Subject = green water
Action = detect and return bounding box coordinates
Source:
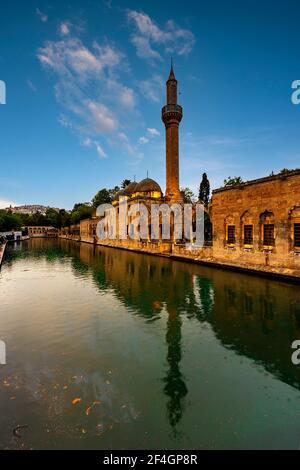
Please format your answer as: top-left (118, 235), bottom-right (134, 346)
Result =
top-left (0, 239), bottom-right (300, 450)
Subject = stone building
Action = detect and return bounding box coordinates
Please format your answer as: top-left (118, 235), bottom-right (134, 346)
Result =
top-left (60, 224), bottom-right (80, 241)
top-left (27, 226), bottom-right (58, 238)
top-left (210, 170), bottom-right (300, 274)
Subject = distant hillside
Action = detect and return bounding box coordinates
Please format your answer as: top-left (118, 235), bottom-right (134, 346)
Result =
top-left (6, 205), bottom-right (60, 215)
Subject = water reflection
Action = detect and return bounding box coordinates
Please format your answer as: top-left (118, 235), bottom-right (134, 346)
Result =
top-left (73, 241), bottom-right (300, 390)
top-left (2, 238), bottom-right (300, 448)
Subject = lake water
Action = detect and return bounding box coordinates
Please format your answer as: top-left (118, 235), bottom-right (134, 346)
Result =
top-left (0, 239), bottom-right (300, 449)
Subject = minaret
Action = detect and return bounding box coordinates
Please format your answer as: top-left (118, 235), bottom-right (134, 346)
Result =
top-left (162, 62), bottom-right (183, 202)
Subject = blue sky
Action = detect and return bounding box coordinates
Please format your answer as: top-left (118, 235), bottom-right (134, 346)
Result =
top-left (0, 0), bottom-right (300, 209)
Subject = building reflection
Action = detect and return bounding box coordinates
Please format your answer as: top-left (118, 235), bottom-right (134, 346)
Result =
top-left (12, 239), bottom-right (300, 431)
top-left (66, 240), bottom-right (300, 425)
top-left (163, 306), bottom-right (187, 429)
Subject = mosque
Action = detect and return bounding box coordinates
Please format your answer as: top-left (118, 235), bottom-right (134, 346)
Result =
top-left (60, 66), bottom-right (300, 281)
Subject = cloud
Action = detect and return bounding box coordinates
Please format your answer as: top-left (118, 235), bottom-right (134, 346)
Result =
top-left (38, 35), bottom-right (137, 159)
top-left (139, 74), bottom-right (164, 102)
top-left (27, 79), bottom-right (37, 92)
top-left (86, 100), bottom-right (118, 132)
top-left (138, 127), bottom-right (161, 146)
top-left (0, 199), bottom-right (18, 209)
top-left (38, 38), bottom-right (121, 78)
top-left (36, 8), bottom-right (48, 23)
top-left (83, 137), bottom-right (107, 159)
top-left (128, 10), bottom-right (195, 61)
top-left (58, 115), bottom-right (73, 129)
top-left (130, 36), bottom-right (161, 60)
top-left (105, 78), bottom-right (136, 109)
top-left (139, 136), bottom-right (149, 145)
top-left (118, 132), bottom-right (136, 155)
top-left (60, 22), bottom-right (71, 36)
top-left (147, 127), bottom-right (160, 137)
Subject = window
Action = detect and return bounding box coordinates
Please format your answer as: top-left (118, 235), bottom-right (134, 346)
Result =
top-left (244, 225), bottom-right (253, 245)
top-left (294, 223), bottom-right (300, 248)
top-left (227, 225), bottom-right (236, 244)
top-left (263, 224), bottom-right (275, 246)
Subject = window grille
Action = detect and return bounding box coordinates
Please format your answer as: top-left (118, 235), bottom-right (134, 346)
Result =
top-left (227, 225), bottom-right (235, 244)
top-left (263, 224), bottom-right (275, 246)
top-left (294, 223), bottom-right (300, 248)
top-left (244, 225), bottom-right (253, 245)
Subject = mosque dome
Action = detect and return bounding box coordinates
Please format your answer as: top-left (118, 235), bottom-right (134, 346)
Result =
top-left (134, 178), bottom-right (162, 194)
top-left (123, 181), bottom-right (138, 197)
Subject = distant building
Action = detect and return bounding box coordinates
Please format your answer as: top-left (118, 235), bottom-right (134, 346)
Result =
top-left (0, 231), bottom-right (22, 241)
top-left (59, 225), bottom-right (80, 241)
top-left (6, 205), bottom-right (59, 215)
top-left (27, 226), bottom-right (58, 238)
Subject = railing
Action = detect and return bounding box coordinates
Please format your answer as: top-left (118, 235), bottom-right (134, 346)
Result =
top-left (162, 104), bottom-right (182, 115)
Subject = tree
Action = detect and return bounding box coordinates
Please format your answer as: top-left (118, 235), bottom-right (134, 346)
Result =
top-left (199, 173), bottom-right (210, 205)
top-left (45, 208), bottom-right (60, 227)
top-left (92, 189), bottom-right (112, 208)
top-left (121, 179), bottom-right (131, 189)
top-left (70, 203), bottom-right (93, 224)
top-left (224, 176), bottom-right (244, 187)
top-left (279, 168), bottom-right (295, 175)
top-left (0, 210), bottom-right (22, 231)
top-left (181, 187), bottom-right (196, 203)
top-left (57, 209), bottom-right (71, 228)
top-left (108, 186), bottom-right (120, 201)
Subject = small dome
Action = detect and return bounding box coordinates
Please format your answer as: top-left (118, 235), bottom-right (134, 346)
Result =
top-left (113, 188), bottom-right (125, 201)
top-left (123, 181), bottom-right (138, 196)
top-left (135, 178), bottom-right (162, 194)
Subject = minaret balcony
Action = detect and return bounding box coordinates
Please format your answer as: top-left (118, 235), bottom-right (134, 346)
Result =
top-left (161, 104), bottom-right (183, 123)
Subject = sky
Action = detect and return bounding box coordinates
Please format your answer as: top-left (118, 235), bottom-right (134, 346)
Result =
top-left (0, 0), bottom-right (300, 209)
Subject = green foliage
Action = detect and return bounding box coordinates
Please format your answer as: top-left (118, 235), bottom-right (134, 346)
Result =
top-left (70, 203), bottom-right (93, 224)
top-left (199, 172), bottom-right (210, 205)
top-left (181, 187), bottom-right (196, 203)
top-left (92, 189), bottom-right (112, 208)
top-left (279, 168), bottom-right (295, 175)
top-left (92, 186), bottom-right (120, 208)
top-left (108, 186), bottom-right (120, 201)
top-left (57, 209), bottom-right (71, 228)
top-left (0, 210), bottom-right (23, 231)
top-left (224, 176), bottom-right (244, 187)
top-left (121, 179), bottom-right (131, 189)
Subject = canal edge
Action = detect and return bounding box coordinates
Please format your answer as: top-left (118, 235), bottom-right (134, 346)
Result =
top-left (0, 241), bottom-right (7, 268)
top-left (72, 238), bottom-right (300, 285)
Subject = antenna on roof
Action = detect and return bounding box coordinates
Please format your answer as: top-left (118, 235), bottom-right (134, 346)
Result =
top-left (147, 170), bottom-right (149, 178)
top-left (134, 174), bottom-right (136, 182)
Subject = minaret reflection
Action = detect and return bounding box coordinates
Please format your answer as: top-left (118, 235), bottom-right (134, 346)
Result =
top-left (76, 242), bottom-right (206, 429)
top-left (163, 304), bottom-right (187, 430)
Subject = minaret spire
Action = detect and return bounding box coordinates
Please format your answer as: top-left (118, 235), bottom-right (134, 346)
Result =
top-left (162, 62), bottom-right (183, 202)
top-left (168, 57), bottom-right (175, 80)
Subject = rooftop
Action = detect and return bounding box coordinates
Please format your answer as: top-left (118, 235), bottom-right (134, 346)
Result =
top-left (213, 169), bottom-right (300, 194)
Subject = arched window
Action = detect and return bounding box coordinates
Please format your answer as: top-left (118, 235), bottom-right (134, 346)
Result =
top-left (288, 206), bottom-right (300, 251)
top-left (260, 211), bottom-right (275, 248)
top-left (225, 215), bottom-right (236, 246)
top-left (241, 211), bottom-right (254, 247)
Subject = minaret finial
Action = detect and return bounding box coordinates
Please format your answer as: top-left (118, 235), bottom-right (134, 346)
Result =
top-left (168, 57), bottom-right (176, 81)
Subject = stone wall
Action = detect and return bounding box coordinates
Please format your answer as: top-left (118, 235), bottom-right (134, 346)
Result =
top-left (210, 170), bottom-right (300, 276)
